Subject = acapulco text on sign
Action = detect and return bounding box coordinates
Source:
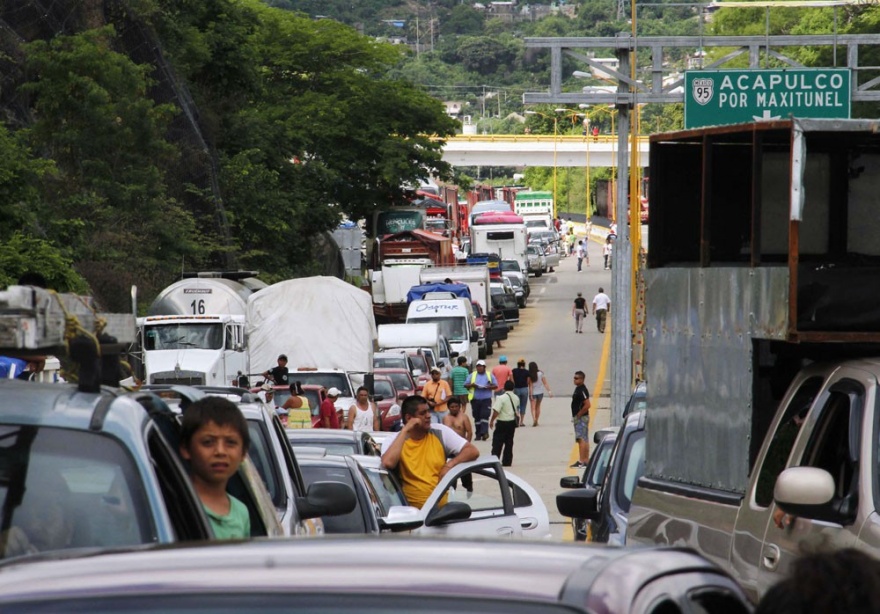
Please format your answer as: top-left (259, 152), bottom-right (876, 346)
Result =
top-left (684, 68), bottom-right (851, 129)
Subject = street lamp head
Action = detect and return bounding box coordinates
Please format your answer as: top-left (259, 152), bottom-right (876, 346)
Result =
top-left (578, 104), bottom-right (590, 109)
top-left (554, 108), bottom-right (567, 113)
top-left (572, 71), bottom-right (591, 79)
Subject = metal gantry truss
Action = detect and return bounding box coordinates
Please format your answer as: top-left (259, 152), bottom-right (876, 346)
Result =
top-left (522, 34), bottom-right (880, 425)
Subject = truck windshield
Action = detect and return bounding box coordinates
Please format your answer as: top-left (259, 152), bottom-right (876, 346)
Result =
top-left (290, 373), bottom-right (351, 397)
top-left (409, 316), bottom-right (467, 342)
top-left (144, 323), bottom-right (224, 351)
top-left (0, 425), bottom-right (152, 559)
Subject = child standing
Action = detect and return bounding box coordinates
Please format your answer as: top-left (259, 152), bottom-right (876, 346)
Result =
top-left (179, 397), bottom-right (251, 539)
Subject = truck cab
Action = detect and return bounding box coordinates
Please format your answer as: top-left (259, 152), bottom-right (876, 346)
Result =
top-left (405, 297), bottom-right (479, 366)
top-left (139, 314), bottom-right (247, 386)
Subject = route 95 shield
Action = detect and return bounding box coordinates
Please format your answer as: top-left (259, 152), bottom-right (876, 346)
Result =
top-left (692, 78), bottom-right (714, 105)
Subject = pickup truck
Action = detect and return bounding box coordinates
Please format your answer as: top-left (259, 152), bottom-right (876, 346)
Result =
top-left (625, 119), bottom-right (880, 603)
top-left (628, 360), bottom-right (880, 601)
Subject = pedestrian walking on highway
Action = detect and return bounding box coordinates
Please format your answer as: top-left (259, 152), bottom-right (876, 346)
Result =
top-left (490, 381), bottom-right (519, 466)
top-left (450, 355), bottom-right (470, 411)
top-left (511, 358), bottom-right (530, 427)
top-left (491, 356), bottom-right (512, 397)
top-left (575, 241), bottom-right (585, 272)
top-left (570, 371), bottom-right (592, 468)
top-left (423, 367), bottom-right (453, 424)
top-left (603, 236), bottom-right (613, 269)
top-left (465, 360), bottom-right (496, 441)
top-left (346, 386), bottom-right (379, 432)
top-left (592, 287), bottom-right (611, 334)
top-left (527, 361), bottom-right (552, 427)
top-left (572, 292), bottom-right (587, 334)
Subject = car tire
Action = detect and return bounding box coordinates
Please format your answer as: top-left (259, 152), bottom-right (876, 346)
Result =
top-left (535, 270), bottom-right (543, 278)
top-left (478, 345), bottom-right (487, 360)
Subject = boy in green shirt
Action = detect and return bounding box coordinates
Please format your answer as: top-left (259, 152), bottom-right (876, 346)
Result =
top-left (180, 396), bottom-right (251, 540)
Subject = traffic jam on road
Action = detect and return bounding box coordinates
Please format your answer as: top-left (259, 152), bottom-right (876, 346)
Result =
top-left (9, 118), bottom-right (880, 611)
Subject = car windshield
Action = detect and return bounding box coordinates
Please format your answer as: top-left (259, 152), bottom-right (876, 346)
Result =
top-left (289, 373), bottom-right (350, 397)
top-left (290, 440), bottom-right (358, 456)
top-left (299, 465), bottom-right (365, 533)
top-left (409, 354), bottom-right (428, 373)
top-left (0, 425), bottom-right (152, 559)
top-left (408, 316), bottom-right (467, 342)
top-left (382, 372), bottom-right (414, 392)
top-left (501, 261), bottom-right (520, 272)
top-left (374, 356), bottom-right (407, 370)
top-left (374, 380), bottom-right (395, 399)
top-left (360, 464), bottom-right (408, 513)
top-left (144, 323), bottom-right (223, 351)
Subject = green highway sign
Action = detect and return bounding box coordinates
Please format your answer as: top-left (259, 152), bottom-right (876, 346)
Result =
top-left (684, 69), bottom-right (851, 129)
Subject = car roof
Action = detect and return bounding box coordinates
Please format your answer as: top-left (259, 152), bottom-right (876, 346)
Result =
top-left (0, 538), bottom-right (737, 610)
top-left (286, 428), bottom-right (365, 441)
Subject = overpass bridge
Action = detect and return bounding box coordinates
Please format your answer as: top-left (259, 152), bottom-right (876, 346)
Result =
top-left (440, 134), bottom-right (649, 167)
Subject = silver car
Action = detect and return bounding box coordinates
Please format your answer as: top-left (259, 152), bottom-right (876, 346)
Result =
top-left (0, 537), bottom-right (753, 612)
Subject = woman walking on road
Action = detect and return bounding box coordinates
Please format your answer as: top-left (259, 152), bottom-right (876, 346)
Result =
top-left (528, 361), bottom-right (552, 427)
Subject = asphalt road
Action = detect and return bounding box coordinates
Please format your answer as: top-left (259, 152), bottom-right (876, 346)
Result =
top-left (470, 232), bottom-right (613, 541)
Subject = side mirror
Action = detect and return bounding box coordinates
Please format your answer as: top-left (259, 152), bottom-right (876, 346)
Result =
top-left (372, 394), bottom-right (385, 402)
top-left (297, 481), bottom-right (357, 519)
top-left (379, 506), bottom-right (424, 532)
top-left (424, 501), bottom-right (472, 527)
top-left (774, 467), bottom-right (851, 524)
top-left (470, 331), bottom-right (479, 342)
top-left (556, 487), bottom-right (601, 521)
top-left (559, 475), bottom-right (583, 489)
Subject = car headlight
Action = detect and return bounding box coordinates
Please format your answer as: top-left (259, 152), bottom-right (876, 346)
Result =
top-left (387, 405), bottom-right (401, 417)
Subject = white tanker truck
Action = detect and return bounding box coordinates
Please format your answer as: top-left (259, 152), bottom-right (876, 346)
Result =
top-left (137, 272), bottom-right (266, 386)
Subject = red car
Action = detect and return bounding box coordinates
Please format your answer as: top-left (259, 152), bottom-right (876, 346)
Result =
top-left (373, 374), bottom-right (402, 431)
top-left (374, 367), bottom-right (418, 397)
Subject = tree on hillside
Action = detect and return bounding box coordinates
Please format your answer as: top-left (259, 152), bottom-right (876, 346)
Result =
top-left (21, 27), bottom-right (202, 309)
top-left (151, 0), bottom-right (458, 277)
top-left (444, 4), bottom-right (484, 35)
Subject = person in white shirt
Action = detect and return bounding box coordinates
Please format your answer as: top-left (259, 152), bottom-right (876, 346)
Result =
top-left (592, 287), bottom-right (611, 334)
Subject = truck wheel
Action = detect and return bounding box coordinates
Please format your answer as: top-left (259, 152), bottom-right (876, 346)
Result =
top-left (487, 343), bottom-right (494, 356)
top-left (478, 346), bottom-right (487, 360)
top-left (535, 270), bottom-right (543, 278)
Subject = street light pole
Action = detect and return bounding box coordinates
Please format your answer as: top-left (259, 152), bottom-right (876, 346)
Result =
top-left (524, 110), bottom-right (560, 219)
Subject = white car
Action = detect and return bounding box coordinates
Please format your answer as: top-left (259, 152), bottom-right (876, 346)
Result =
top-left (355, 456), bottom-right (551, 539)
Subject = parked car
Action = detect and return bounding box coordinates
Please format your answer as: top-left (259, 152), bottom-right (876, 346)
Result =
top-left (372, 375), bottom-right (401, 431)
top-left (373, 351), bottom-right (421, 381)
top-left (501, 259), bottom-right (530, 303)
top-left (298, 454), bottom-right (421, 534)
top-left (622, 380), bottom-right (647, 418)
top-left (374, 367), bottom-right (419, 397)
top-left (365, 454), bottom-right (551, 539)
top-left (287, 428), bottom-right (381, 457)
top-left (526, 243), bottom-right (547, 277)
top-left (490, 281), bottom-right (520, 327)
top-left (0, 538), bottom-right (753, 613)
top-left (559, 428), bottom-right (619, 541)
top-left (529, 235), bottom-right (560, 271)
top-left (557, 410), bottom-right (646, 545)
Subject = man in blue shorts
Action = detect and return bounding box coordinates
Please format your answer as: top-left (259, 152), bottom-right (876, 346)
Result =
top-left (569, 370), bottom-right (591, 468)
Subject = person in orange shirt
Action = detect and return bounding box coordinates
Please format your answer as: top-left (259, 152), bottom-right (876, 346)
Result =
top-left (422, 367), bottom-right (453, 424)
top-left (491, 356), bottom-right (513, 397)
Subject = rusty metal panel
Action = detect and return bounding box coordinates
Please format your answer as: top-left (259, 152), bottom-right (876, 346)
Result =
top-left (644, 267), bottom-right (789, 493)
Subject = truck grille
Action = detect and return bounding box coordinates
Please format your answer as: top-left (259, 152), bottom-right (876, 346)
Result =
top-left (150, 371), bottom-right (205, 386)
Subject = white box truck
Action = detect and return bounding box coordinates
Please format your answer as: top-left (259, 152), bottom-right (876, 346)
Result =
top-left (247, 276), bottom-right (376, 419)
top-left (405, 297), bottom-right (478, 366)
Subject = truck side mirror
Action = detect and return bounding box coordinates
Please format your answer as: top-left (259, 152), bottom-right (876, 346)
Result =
top-left (470, 331), bottom-right (479, 342)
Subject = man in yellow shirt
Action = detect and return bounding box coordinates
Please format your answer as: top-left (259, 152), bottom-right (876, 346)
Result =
top-left (380, 395), bottom-right (480, 509)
